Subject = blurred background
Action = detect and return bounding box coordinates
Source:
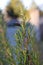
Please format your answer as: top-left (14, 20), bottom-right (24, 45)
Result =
top-left (0, 0), bottom-right (43, 65)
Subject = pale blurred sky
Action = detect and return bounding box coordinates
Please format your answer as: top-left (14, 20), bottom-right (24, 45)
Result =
top-left (0, 0), bottom-right (43, 10)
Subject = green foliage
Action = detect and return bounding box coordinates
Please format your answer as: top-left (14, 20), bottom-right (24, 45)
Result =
top-left (0, 12), bottom-right (16, 65)
top-left (6, 0), bottom-right (30, 22)
top-left (0, 3), bottom-right (40, 65)
top-left (14, 18), bottom-right (40, 65)
top-left (7, 0), bottom-right (24, 17)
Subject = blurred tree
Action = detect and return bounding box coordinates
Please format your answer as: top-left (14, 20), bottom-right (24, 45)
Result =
top-left (6, 0), bottom-right (30, 22)
top-left (0, 4), bottom-right (40, 65)
top-left (0, 11), bottom-right (16, 65)
top-left (14, 18), bottom-right (40, 65)
top-left (8, 0), bottom-right (24, 17)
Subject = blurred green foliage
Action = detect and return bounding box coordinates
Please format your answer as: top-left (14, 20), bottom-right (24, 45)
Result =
top-left (14, 17), bottom-right (40, 65)
top-left (0, 0), bottom-right (41, 64)
top-left (0, 11), bottom-right (16, 65)
top-left (6, 0), bottom-right (30, 22)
